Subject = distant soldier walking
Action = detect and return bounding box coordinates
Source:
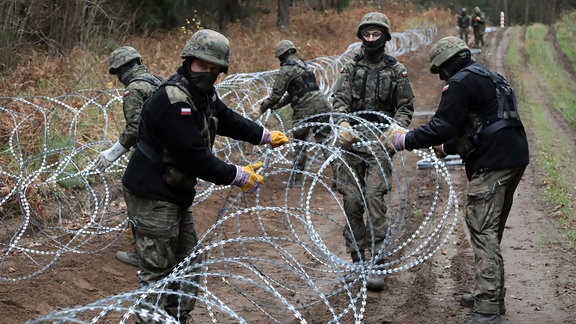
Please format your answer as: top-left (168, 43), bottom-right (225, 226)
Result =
top-left (260, 40), bottom-right (333, 187)
top-left (471, 6), bottom-right (486, 47)
top-left (457, 8), bottom-right (471, 45)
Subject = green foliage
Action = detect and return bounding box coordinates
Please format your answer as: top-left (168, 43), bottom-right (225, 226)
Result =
top-left (555, 11), bottom-right (576, 72)
top-left (506, 24), bottom-right (576, 251)
top-left (525, 24), bottom-right (576, 129)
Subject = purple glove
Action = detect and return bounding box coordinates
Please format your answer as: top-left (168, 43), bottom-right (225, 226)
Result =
top-left (391, 132), bottom-right (406, 151)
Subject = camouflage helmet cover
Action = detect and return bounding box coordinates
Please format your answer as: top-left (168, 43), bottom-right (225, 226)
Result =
top-left (180, 29), bottom-right (230, 73)
top-left (109, 46), bottom-right (142, 75)
top-left (274, 40), bottom-right (296, 58)
top-left (429, 36), bottom-right (470, 73)
top-left (474, 6), bottom-right (481, 14)
top-left (461, 8), bottom-right (467, 13)
top-left (357, 12), bottom-right (392, 41)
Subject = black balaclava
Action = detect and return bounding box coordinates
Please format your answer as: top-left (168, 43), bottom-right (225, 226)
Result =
top-left (117, 59), bottom-right (140, 86)
top-left (361, 26), bottom-right (387, 58)
top-left (439, 51), bottom-right (472, 81)
top-left (184, 58), bottom-right (220, 93)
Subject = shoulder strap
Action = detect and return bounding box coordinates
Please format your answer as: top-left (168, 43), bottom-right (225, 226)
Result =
top-left (129, 74), bottom-right (163, 87)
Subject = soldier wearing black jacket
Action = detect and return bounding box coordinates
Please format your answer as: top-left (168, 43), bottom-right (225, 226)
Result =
top-left (384, 36), bottom-right (528, 324)
top-left (122, 29), bottom-right (288, 323)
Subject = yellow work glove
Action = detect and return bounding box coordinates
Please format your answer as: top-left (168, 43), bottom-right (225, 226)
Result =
top-left (337, 121), bottom-right (359, 147)
top-left (231, 161), bottom-right (264, 194)
top-left (269, 131), bottom-right (289, 148)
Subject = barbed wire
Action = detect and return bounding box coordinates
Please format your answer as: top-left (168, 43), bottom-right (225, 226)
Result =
top-left (0, 25), bottom-right (461, 323)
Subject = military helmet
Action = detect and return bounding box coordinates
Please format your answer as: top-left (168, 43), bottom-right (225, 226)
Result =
top-left (461, 8), bottom-right (467, 13)
top-left (474, 6), bottom-right (481, 14)
top-left (429, 36), bottom-right (470, 74)
top-left (274, 40), bottom-right (296, 58)
top-left (108, 46), bottom-right (142, 75)
top-left (357, 12), bottom-right (392, 41)
top-left (180, 29), bottom-right (230, 73)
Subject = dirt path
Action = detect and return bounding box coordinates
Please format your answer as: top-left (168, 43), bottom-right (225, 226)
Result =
top-left (1, 26), bottom-right (575, 324)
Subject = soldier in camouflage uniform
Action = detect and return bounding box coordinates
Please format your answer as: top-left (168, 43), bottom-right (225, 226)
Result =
top-left (471, 6), bottom-right (486, 48)
top-left (97, 46), bottom-right (163, 267)
top-left (121, 29), bottom-right (289, 323)
top-left (260, 40), bottom-right (333, 187)
top-left (457, 8), bottom-right (471, 45)
top-left (385, 36), bottom-right (529, 324)
top-left (332, 12), bottom-right (414, 291)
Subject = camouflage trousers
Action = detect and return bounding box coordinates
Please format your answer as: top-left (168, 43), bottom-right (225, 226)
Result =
top-left (336, 150), bottom-right (392, 258)
top-left (465, 166), bottom-right (526, 315)
top-left (458, 26), bottom-right (470, 44)
top-left (473, 28), bottom-right (485, 47)
top-left (291, 114), bottom-right (333, 174)
top-left (123, 187), bottom-right (200, 323)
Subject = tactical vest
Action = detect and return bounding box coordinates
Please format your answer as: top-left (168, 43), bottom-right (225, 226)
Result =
top-left (282, 59), bottom-right (319, 101)
top-left (451, 63), bottom-right (523, 159)
top-left (137, 74), bottom-right (215, 191)
top-left (349, 53), bottom-right (398, 123)
top-left (458, 15), bottom-right (470, 28)
top-left (128, 74), bottom-right (163, 88)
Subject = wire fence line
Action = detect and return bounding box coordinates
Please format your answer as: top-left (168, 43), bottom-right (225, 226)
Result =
top-left (0, 25), bottom-right (460, 323)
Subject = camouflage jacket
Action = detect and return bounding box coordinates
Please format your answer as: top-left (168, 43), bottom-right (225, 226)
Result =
top-left (458, 14), bottom-right (471, 28)
top-left (472, 13), bottom-right (486, 32)
top-left (261, 54), bottom-right (330, 120)
top-left (332, 51), bottom-right (414, 128)
top-left (118, 65), bottom-right (162, 149)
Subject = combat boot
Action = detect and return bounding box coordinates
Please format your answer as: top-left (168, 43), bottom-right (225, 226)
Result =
top-left (459, 294), bottom-right (506, 315)
top-left (116, 251), bottom-right (141, 267)
top-left (366, 272), bottom-right (386, 291)
top-left (343, 250), bottom-right (365, 283)
top-left (464, 313), bottom-right (501, 324)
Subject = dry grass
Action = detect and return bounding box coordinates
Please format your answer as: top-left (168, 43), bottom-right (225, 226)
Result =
top-left (0, 3), bottom-right (451, 97)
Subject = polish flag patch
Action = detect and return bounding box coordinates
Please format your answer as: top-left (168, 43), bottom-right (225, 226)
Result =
top-left (123, 90), bottom-right (130, 97)
top-left (180, 107), bottom-right (192, 115)
top-left (442, 84), bottom-right (450, 92)
top-left (402, 71), bottom-right (408, 77)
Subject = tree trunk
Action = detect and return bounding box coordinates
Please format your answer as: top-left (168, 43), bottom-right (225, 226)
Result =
top-left (277, 0), bottom-right (289, 30)
top-left (524, 0), bottom-right (530, 25)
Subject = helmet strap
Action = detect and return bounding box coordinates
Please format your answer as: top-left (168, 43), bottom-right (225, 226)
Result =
top-left (278, 48), bottom-right (295, 62)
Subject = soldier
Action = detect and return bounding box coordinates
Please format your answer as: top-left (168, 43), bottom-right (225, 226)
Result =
top-left (260, 40), bottom-right (333, 187)
top-left (471, 6), bottom-right (486, 47)
top-left (332, 12), bottom-right (414, 291)
top-left (121, 29), bottom-right (288, 323)
top-left (457, 8), bottom-right (471, 45)
top-left (97, 46), bottom-right (163, 267)
top-left (385, 36), bottom-right (529, 324)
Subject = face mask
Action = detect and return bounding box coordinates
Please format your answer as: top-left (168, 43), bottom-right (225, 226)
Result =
top-left (439, 67), bottom-right (451, 81)
top-left (189, 71), bottom-right (219, 92)
top-left (362, 37), bottom-right (386, 56)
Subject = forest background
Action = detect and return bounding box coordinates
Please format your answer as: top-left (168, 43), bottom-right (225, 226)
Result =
top-left (1, 0), bottom-right (576, 74)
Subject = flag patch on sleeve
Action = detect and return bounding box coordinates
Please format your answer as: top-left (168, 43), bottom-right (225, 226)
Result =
top-left (442, 84), bottom-right (450, 92)
top-left (123, 90), bottom-right (130, 97)
top-left (402, 71), bottom-right (408, 77)
top-left (180, 108), bottom-right (192, 115)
